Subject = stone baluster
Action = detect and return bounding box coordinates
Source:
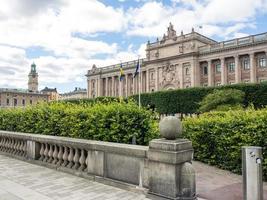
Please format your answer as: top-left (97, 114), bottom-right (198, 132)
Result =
top-left (22, 141), bottom-right (27, 157)
top-left (6, 138), bottom-right (10, 152)
top-left (18, 140), bottom-right (23, 156)
top-left (9, 139), bottom-right (14, 153)
top-left (57, 146), bottom-right (63, 166)
top-left (1, 138), bottom-right (5, 151)
top-left (7, 138), bottom-right (11, 153)
top-left (52, 145), bottom-right (58, 165)
top-left (0, 138), bottom-right (3, 151)
top-left (43, 143), bottom-right (49, 162)
top-left (3, 138), bottom-right (7, 152)
top-left (62, 146), bottom-right (69, 167)
top-left (39, 143), bottom-right (45, 161)
top-left (48, 144), bottom-right (54, 163)
top-left (78, 149), bottom-right (86, 171)
top-left (72, 148), bottom-right (80, 170)
top-left (67, 147), bottom-right (74, 168)
top-left (14, 140), bottom-right (20, 155)
top-left (12, 139), bottom-right (17, 154)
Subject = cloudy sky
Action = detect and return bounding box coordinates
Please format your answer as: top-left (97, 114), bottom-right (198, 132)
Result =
top-left (0, 0), bottom-right (267, 93)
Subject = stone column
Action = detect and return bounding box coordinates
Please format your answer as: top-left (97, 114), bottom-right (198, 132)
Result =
top-left (146, 69), bottom-right (149, 92)
top-left (97, 78), bottom-right (100, 97)
top-left (190, 62), bottom-right (195, 87)
top-left (180, 65), bottom-right (184, 89)
top-left (111, 76), bottom-right (115, 96)
top-left (125, 74), bottom-right (128, 97)
top-left (250, 53), bottom-right (256, 83)
top-left (220, 58), bottom-right (226, 85)
top-left (148, 117), bottom-right (196, 200)
top-left (207, 60), bottom-right (213, 86)
top-left (155, 67), bottom-right (158, 91)
top-left (105, 78), bottom-right (108, 96)
top-left (235, 55), bottom-right (241, 83)
top-left (87, 79), bottom-right (91, 98)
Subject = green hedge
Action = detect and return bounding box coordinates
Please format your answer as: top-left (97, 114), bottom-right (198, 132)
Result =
top-left (183, 108), bottom-right (267, 180)
top-left (60, 96), bottom-right (121, 105)
top-left (0, 101), bottom-right (159, 145)
top-left (131, 82), bottom-right (267, 114)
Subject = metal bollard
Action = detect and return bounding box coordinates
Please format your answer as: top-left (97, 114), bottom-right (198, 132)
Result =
top-left (242, 146), bottom-right (263, 200)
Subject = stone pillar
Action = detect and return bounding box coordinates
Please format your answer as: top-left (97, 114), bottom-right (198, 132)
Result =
top-left (155, 67), bottom-right (158, 91)
top-left (148, 117), bottom-right (196, 200)
top-left (97, 77), bottom-right (101, 97)
top-left (27, 140), bottom-right (40, 160)
top-left (221, 58), bottom-right (226, 85)
top-left (180, 65), bottom-right (184, 89)
top-left (125, 74), bottom-right (128, 97)
top-left (105, 78), bottom-right (108, 96)
top-left (190, 62), bottom-right (195, 87)
top-left (112, 76), bottom-right (115, 96)
top-left (207, 60), bottom-right (213, 86)
top-left (250, 53), bottom-right (256, 83)
top-left (87, 78), bottom-right (92, 98)
top-left (235, 55), bottom-right (241, 83)
top-left (146, 70), bottom-right (149, 92)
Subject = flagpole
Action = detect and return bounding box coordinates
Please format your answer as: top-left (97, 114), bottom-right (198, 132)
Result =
top-left (138, 56), bottom-right (141, 109)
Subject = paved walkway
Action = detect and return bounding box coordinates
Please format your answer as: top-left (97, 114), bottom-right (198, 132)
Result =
top-left (0, 154), bottom-right (266, 200)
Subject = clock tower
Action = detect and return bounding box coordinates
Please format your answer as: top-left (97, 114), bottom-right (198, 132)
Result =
top-left (28, 63), bottom-right (38, 92)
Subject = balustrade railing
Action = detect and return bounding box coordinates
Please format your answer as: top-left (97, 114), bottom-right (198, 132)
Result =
top-left (38, 142), bottom-right (88, 171)
top-left (0, 136), bottom-right (27, 158)
top-left (199, 32), bottom-right (267, 54)
top-left (0, 131), bottom-right (148, 188)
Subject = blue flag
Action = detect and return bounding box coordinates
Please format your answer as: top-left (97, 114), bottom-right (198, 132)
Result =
top-left (134, 59), bottom-right (140, 78)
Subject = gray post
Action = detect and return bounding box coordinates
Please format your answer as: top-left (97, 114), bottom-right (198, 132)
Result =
top-left (147, 116), bottom-right (196, 200)
top-left (26, 140), bottom-right (40, 160)
top-left (242, 146), bottom-right (263, 200)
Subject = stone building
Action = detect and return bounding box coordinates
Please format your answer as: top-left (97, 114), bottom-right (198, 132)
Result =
top-left (0, 63), bottom-right (48, 108)
top-left (41, 87), bottom-right (59, 101)
top-left (59, 87), bottom-right (87, 100)
top-left (86, 23), bottom-right (267, 98)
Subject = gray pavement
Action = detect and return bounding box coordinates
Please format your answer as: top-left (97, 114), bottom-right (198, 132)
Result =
top-left (0, 154), bottom-right (266, 200)
top-left (0, 154), bottom-right (149, 200)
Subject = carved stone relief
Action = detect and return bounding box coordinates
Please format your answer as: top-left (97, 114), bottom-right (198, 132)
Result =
top-left (159, 62), bottom-right (179, 90)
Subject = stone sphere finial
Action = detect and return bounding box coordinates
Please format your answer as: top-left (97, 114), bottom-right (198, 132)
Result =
top-left (159, 116), bottom-right (182, 140)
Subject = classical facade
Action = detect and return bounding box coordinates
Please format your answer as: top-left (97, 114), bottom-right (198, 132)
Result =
top-left (41, 87), bottom-right (59, 101)
top-left (86, 23), bottom-right (267, 98)
top-left (59, 87), bottom-right (87, 100)
top-left (0, 63), bottom-right (49, 108)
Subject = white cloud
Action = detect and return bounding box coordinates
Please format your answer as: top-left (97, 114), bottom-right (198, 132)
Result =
top-left (0, 0), bottom-right (267, 92)
top-left (126, 0), bottom-right (267, 39)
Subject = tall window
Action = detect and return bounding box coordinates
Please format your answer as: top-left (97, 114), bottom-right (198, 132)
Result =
top-left (22, 99), bottom-right (25, 106)
top-left (14, 98), bottom-right (17, 106)
top-left (243, 59), bottom-right (250, 70)
top-left (203, 66), bottom-right (208, 75)
top-left (6, 98), bottom-right (9, 106)
top-left (185, 68), bottom-right (190, 75)
top-left (259, 57), bottom-right (266, 68)
top-left (30, 99), bottom-right (33, 105)
top-left (215, 63), bottom-right (221, 73)
top-left (228, 62), bottom-right (235, 72)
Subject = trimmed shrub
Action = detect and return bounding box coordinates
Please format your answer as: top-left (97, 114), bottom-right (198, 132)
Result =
top-left (0, 101), bottom-right (159, 145)
top-left (198, 89), bottom-right (245, 112)
top-left (131, 82), bottom-right (267, 114)
top-left (183, 108), bottom-right (267, 180)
